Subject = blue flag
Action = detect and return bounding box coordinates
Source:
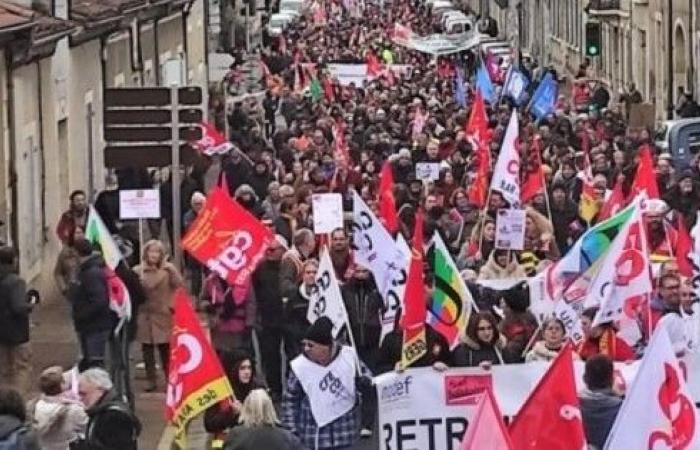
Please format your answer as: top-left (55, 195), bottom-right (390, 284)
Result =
top-left (475, 61), bottom-right (495, 104)
top-left (502, 66), bottom-right (530, 106)
top-left (454, 70), bottom-right (467, 109)
top-left (529, 73), bottom-right (558, 119)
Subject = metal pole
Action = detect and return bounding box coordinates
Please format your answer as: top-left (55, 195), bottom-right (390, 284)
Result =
top-left (171, 86), bottom-right (183, 269)
top-left (245, 2), bottom-right (250, 53)
top-left (667, 0), bottom-right (674, 120)
top-left (86, 102), bottom-right (95, 203)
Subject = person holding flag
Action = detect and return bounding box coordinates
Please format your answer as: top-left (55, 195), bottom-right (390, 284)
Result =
top-left (281, 316), bottom-right (371, 450)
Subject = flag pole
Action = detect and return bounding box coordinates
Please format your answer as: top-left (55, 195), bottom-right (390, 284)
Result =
top-left (477, 188), bottom-right (493, 254)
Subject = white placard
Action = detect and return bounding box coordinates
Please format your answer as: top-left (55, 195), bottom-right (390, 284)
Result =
top-left (495, 208), bottom-right (526, 250)
top-left (312, 193), bottom-right (343, 234)
top-left (415, 162), bottom-right (441, 181)
top-left (119, 189), bottom-right (161, 219)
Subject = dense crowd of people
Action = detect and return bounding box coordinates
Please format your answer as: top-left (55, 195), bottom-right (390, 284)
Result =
top-left (1, 0), bottom-right (700, 449)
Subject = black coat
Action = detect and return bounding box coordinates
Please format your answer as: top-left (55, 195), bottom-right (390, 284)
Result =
top-left (377, 325), bottom-right (452, 373)
top-left (69, 254), bottom-right (114, 335)
top-left (0, 264), bottom-right (29, 345)
top-left (252, 260), bottom-right (283, 328)
top-left (452, 341), bottom-right (502, 367)
top-left (224, 425), bottom-right (305, 450)
top-left (341, 279), bottom-right (384, 350)
top-left (82, 390), bottom-right (141, 450)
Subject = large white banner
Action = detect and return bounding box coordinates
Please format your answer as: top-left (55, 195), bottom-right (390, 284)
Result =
top-left (326, 64), bottom-right (413, 86)
top-left (376, 358), bottom-right (700, 450)
top-left (352, 191), bottom-right (408, 340)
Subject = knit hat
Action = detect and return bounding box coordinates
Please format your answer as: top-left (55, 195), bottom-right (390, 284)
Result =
top-left (501, 281), bottom-right (530, 313)
top-left (305, 317), bottom-right (334, 346)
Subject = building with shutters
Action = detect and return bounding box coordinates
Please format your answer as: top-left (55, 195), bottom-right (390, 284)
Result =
top-left (470, 0), bottom-right (697, 121)
top-left (0, 0), bottom-right (207, 290)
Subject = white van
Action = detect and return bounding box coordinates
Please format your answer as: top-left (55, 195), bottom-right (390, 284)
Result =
top-left (267, 12), bottom-right (295, 36)
top-left (279, 0), bottom-right (304, 14)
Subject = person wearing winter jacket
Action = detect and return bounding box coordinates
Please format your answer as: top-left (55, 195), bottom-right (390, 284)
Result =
top-left (577, 307), bottom-right (636, 362)
top-left (224, 389), bottom-right (304, 450)
top-left (579, 355), bottom-right (623, 450)
top-left (0, 386), bottom-right (40, 450)
top-left (204, 351), bottom-right (265, 448)
top-left (525, 318), bottom-right (579, 363)
top-left (68, 239), bottom-right (114, 370)
top-left (498, 283), bottom-right (539, 363)
top-left (453, 312), bottom-right (504, 368)
top-left (341, 265), bottom-right (384, 436)
top-left (28, 366), bottom-right (87, 450)
top-left (282, 259), bottom-right (318, 360)
top-left (478, 249), bottom-right (527, 280)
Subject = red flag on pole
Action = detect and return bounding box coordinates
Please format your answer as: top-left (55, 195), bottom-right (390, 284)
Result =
top-left (166, 289), bottom-right (234, 449)
top-left (192, 122), bottom-right (233, 156)
top-left (366, 51), bottom-right (382, 78)
top-left (509, 344), bottom-right (586, 450)
top-left (520, 136), bottom-right (544, 203)
top-left (400, 209), bottom-right (427, 368)
top-left (460, 389), bottom-right (514, 450)
top-left (677, 215), bottom-right (693, 277)
top-left (378, 162), bottom-right (399, 234)
top-left (630, 144), bottom-right (660, 199)
top-left (181, 187), bottom-right (273, 287)
top-left (598, 178), bottom-right (626, 220)
top-left (465, 90), bottom-right (491, 208)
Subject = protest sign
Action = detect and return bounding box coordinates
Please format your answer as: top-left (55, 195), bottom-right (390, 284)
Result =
top-left (307, 248), bottom-right (349, 337)
top-left (119, 189), bottom-right (160, 219)
top-left (495, 208), bottom-right (526, 250)
top-left (326, 64), bottom-right (413, 86)
top-left (312, 193), bottom-right (344, 234)
top-left (415, 162), bottom-right (441, 181)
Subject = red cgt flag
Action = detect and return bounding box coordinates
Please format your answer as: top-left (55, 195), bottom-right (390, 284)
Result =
top-left (509, 343), bottom-right (586, 450)
top-left (378, 162), bottom-right (399, 234)
top-left (166, 289), bottom-right (234, 449)
top-left (400, 209), bottom-right (427, 368)
top-left (192, 122), bottom-right (233, 156)
top-left (598, 178), bottom-right (626, 221)
top-left (181, 187), bottom-right (273, 287)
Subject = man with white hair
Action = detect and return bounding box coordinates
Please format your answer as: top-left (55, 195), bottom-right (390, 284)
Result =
top-left (183, 191), bottom-right (206, 296)
top-left (75, 368), bottom-right (140, 450)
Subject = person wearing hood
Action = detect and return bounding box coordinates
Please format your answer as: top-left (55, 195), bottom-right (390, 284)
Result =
top-left (579, 355), bottom-right (623, 450)
top-left (221, 150), bottom-right (252, 196)
top-left (234, 184), bottom-right (266, 219)
top-left (133, 239), bottom-right (183, 392)
top-left (549, 182), bottom-right (580, 254)
top-left (478, 249), bottom-right (527, 280)
top-left (27, 366), bottom-right (87, 450)
top-left (453, 312), bottom-right (504, 368)
top-left (204, 350), bottom-right (265, 448)
top-left (68, 239), bottom-right (114, 370)
top-left (341, 265), bottom-right (383, 436)
top-left (248, 160), bottom-right (274, 201)
top-left (0, 386), bottom-right (40, 450)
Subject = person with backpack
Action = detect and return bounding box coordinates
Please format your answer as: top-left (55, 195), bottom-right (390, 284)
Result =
top-left (74, 368), bottom-right (140, 450)
top-left (0, 385), bottom-right (40, 450)
top-left (0, 246), bottom-right (33, 395)
top-left (68, 239), bottom-right (114, 370)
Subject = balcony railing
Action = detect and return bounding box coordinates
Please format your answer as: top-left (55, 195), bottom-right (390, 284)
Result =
top-left (587, 0), bottom-right (621, 9)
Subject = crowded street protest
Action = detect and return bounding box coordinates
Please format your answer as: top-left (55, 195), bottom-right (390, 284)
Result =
top-left (2, 0), bottom-right (700, 449)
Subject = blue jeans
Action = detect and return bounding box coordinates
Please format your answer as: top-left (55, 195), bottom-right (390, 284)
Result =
top-left (79, 329), bottom-right (111, 370)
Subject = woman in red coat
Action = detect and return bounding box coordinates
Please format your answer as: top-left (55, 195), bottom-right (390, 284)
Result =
top-left (577, 307), bottom-right (636, 362)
